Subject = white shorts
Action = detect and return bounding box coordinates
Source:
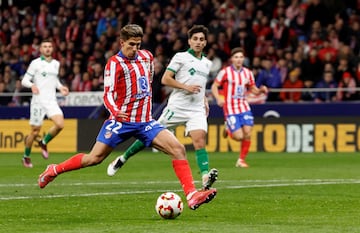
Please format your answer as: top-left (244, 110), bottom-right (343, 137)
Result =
top-left (158, 106), bottom-right (208, 136)
top-left (29, 102), bottom-right (63, 126)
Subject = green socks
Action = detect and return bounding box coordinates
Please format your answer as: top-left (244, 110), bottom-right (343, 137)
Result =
top-left (24, 147), bottom-right (31, 157)
top-left (195, 148), bottom-right (209, 176)
top-left (43, 133), bottom-right (53, 144)
top-left (123, 140), bottom-right (146, 161)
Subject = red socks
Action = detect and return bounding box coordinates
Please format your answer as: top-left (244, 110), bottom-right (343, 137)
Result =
top-left (240, 139), bottom-right (251, 160)
top-left (172, 160), bottom-right (196, 196)
top-left (55, 153), bottom-right (85, 174)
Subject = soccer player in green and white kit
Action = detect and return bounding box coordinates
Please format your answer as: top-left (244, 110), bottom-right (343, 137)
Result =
top-left (21, 38), bottom-right (69, 168)
top-left (107, 25), bottom-right (218, 190)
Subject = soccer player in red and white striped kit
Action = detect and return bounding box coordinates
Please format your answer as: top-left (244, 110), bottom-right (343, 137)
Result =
top-left (211, 47), bottom-right (268, 168)
top-left (38, 24), bottom-right (216, 210)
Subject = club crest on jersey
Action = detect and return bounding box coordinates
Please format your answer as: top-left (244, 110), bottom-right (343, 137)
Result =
top-left (104, 130), bottom-right (112, 139)
top-left (188, 68), bottom-right (196, 76)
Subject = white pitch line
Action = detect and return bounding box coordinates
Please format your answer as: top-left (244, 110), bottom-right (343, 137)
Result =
top-left (1, 178), bottom-right (359, 187)
top-left (1, 179), bottom-right (360, 201)
top-left (226, 180), bottom-right (360, 189)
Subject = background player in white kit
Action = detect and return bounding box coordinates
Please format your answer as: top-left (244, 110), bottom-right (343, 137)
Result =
top-left (107, 25), bottom-right (218, 190)
top-left (21, 38), bottom-right (69, 168)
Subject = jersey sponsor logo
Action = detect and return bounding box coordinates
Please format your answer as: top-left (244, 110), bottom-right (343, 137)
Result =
top-left (135, 76), bottom-right (151, 99)
top-left (134, 92), bottom-right (151, 99)
top-left (139, 76), bottom-right (148, 91)
top-left (232, 86), bottom-right (246, 99)
top-left (188, 67), bottom-right (208, 78)
top-left (243, 114), bottom-right (253, 120)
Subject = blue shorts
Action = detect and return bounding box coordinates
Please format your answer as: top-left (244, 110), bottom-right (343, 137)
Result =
top-left (96, 119), bottom-right (165, 148)
top-left (225, 111), bottom-right (254, 133)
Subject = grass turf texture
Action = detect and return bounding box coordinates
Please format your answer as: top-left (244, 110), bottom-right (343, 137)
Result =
top-left (1, 152), bottom-right (360, 233)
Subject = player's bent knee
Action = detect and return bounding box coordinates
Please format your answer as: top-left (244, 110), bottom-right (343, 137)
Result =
top-left (54, 122), bottom-right (65, 130)
top-left (169, 143), bottom-right (186, 159)
top-left (31, 129), bottom-right (40, 136)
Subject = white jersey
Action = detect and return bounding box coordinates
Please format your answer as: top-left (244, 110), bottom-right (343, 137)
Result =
top-left (21, 56), bottom-right (62, 104)
top-left (166, 49), bottom-right (212, 112)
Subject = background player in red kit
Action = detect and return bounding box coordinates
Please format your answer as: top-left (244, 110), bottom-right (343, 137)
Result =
top-left (211, 47), bottom-right (268, 168)
top-left (38, 24), bottom-right (216, 210)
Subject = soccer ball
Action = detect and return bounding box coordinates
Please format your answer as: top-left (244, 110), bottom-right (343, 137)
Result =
top-left (155, 192), bottom-right (184, 219)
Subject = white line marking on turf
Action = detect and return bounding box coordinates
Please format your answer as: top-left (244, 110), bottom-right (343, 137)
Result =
top-left (1, 178), bottom-right (359, 187)
top-left (1, 179), bottom-right (360, 201)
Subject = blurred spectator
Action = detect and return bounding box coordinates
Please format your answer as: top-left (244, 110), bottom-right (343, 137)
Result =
top-left (276, 57), bottom-right (289, 83)
top-left (326, 26), bottom-right (340, 51)
top-left (256, 57), bottom-right (282, 101)
top-left (304, 0), bottom-right (331, 33)
top-left (151, 59), bottom-right (165, 105)
top-left (69, 64), bottom-right (82, 91)
top-left (336, 72), bottom-right (358, 101)
top-left (300, 48), bottom-right (323, 83)
top-left (337, 44), bottom-right (357, 69)
top-left (9, 79), bottom-right (22, 106)
top-left (300, 79), bottom-right (315, 102)
top-left (91, 62), bottom-right (104, 87)
top-left (96, 7), bottom-right (117, 39)
top-left (35, 3), bottom-right (54, 35)
top-left (206, 47), bottom-right (222, 88)
top-left (0, 82), bottom-right (12, 106)
top-left (334, 57), bottom-right (352, 83)
top-left (317, 39), bottom-right (338, 63)
top-left (355, 60), bottom-right (360, 85)
top-left (307, 31), bottom-right (323, 51)
top-left (286, 0), bottom-right (301, 22)
top-left (65, 19), bottom-right (81, 46)
top-left (230, 27), bottom-right (256, 63)
top-left (271, 14), bottom-right (290, 49)
top-left (0, 0), bottom-right (358, 104)
top-left (251, 56), bottom-right (262, 79)
top-left (280, 67), bottom-right (304, 102)
top-left (216, 31), bottom-right (231, 59)
top-left (314, 71), bottom-right (338, 102)
top-left (3, 68), bottom-right (16, 92)
top-left (91, 78), bottom-right (102, 92)
top-left (348, 19), bottom-right (360, 55)
top-left (289, 2), bottom-right (307, 36)
top-left (78, 72), bottom-right (92, 92)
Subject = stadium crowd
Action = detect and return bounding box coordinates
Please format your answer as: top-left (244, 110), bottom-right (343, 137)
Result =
top-left (0, 0), bottom-right (360, 106)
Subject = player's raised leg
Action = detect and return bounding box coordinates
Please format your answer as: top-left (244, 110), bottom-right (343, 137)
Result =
top-left (38, 141), bottom-right (113, 188)
top-left (107, 140), bottom-right (145, 176)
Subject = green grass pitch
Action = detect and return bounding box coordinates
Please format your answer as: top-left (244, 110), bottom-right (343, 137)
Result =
top-left (1, 151), bottom-right (360, 233)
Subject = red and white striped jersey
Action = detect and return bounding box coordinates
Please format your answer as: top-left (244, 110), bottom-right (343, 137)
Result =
top-left (214, 65), bottom-right (255, 116)
top-left (103, 49), bottom-right (154, 123)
